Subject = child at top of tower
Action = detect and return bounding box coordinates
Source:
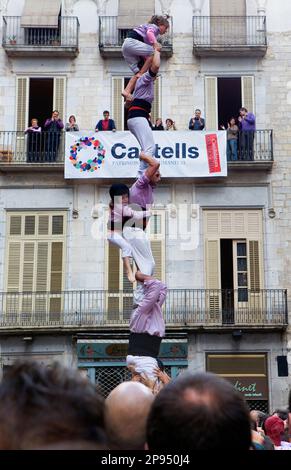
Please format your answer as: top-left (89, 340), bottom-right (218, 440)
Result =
top-left (121, 15), bottom-right (169, 103)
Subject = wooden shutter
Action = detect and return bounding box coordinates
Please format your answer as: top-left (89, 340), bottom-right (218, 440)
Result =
top-left (7, 242), bottom-right (21, 292)
top-left (241, 76), bottom-right (254, 114)
top-left (117, 0), bottom-right (155, 29)
top-left (149, 211), bottom-right (165, 281)
top-left (53, 77), bottom-right (66, 122)
top-left (205, 239), bottom-right (221, 318)
top-left (205, 76), bottom-right (218, 130)
top-left (107, 244), bottom-right (120, 320)
top-left (249, 240), bottom-right (260, 292)
top-left (16, 77), bottom-right (29, 131)
top-left (112, 77), bottom-right (123, 131)
top-left (151, 77), bottom-right (161, 127)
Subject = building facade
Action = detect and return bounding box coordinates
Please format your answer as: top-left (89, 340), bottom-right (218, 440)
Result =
top-left (0, 0), bottom-right (290, 411)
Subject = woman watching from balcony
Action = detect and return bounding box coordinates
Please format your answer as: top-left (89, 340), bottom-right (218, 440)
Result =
top-left (25, 118), bottom-right (41, 162)
top-left (65, 115), bottom-right (79, 132)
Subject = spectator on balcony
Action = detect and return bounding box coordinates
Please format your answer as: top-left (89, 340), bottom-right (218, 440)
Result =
top-left (238, 107), bottom-right (256, 161)
top-left (189, 109), bottom-right (205, 131)
top-left (25, 118), bottom-right (41, 162)
top-left (165, 118), bottom-right (177, 131)
top-left (152, 118), bottom-right (164, 131)
top-left (95, 111), bottom-right (116, 132)
top-left (121, 15), bottom-right (170, 104)
top-left (65, 115), bottom-right (79, 132)
top-left (44, 110), bottom-right (64, 162)
top-left (222, 117), bottom-right (239, 161)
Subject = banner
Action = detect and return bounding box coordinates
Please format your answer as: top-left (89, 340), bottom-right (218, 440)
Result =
top-left (65, 130), bottom-right (227, 179)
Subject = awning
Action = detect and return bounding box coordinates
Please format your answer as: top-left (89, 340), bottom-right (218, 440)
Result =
top-left (21, 0), bottom-right (62, 28)
top-left (117, 0), bottom-right (154, 30)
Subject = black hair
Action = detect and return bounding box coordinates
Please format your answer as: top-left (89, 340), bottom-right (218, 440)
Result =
top-left (109, 184), bottom-right (129, 201)
top-left (147, 372), bottom-right (251, 451)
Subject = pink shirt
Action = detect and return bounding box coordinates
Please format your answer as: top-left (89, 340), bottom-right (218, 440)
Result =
top-left (129, 279), bottom-right (167, 337)
top-left (110, 204), bottom-right (151, 227)
top-left (133, 24), bottom-right (160, 45)
top-left (130, 174), bottom-right (154, 209)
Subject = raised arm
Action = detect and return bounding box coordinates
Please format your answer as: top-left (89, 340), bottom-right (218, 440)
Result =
top-left (150, 49), bottom-right (160, 75)
top-left (122, 205), bottom-right (151, 221)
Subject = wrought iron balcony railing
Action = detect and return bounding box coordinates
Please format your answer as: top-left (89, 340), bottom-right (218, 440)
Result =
top-left (0, 130), bottom-right (273, 165)
top-left (193, 16), bottom-right (267, 56)
top-left (2, 16), bottom-right (79, 56)
top-left (0, 131), bottom-right (65, 164)
top-left (99, 16), bottom-right (173, 56)
top-left (0, 289), bottom-right (287, 329)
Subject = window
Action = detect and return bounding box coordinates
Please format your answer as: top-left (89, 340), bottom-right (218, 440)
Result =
top-left (5, 211), bottom-right (66, 322)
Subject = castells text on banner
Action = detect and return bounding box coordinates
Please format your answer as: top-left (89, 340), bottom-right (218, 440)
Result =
top-left (65, 131), bottom-right (227, 179)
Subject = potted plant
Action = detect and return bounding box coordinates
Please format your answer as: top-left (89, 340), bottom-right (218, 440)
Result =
top-left (8, 35), bottom-right (17, 45)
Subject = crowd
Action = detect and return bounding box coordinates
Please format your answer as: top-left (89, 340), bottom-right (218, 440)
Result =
top-left (0, 360), bottom-right (289, 451)
top-left (24, 106), bottom-right (256, 162)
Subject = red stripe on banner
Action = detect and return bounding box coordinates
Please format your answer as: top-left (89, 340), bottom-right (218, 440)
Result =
top-left (205, 134), bottom-right (221, 173)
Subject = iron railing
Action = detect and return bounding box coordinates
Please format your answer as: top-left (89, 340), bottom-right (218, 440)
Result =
top-left (193, 16), bottom-right (267, 47)
top-left (99, 16), bottom-right (173, 49)
top-left (0, 289), bottom-right (287, 329)
top-left (227, 130), bottom-right (273, 162)
top-left (2, 16), bottom-right (79, 48)
top-left (0, 131), bottom-right (65, 163)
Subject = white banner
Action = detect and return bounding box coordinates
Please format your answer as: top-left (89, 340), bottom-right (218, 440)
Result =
top-left (65, 131), bottom-right (227, 179)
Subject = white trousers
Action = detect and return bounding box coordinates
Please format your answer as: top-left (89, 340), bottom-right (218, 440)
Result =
top-left (107, 231), bottom-right (132, 258)
top-left (123, 227), bottom-right (155, 305)
top-left (126, 354), bottom-right (158, 381)
top-left (127, 117), bottom-right (155, 175)
top-left (122, 38), bottom-right (154, 74)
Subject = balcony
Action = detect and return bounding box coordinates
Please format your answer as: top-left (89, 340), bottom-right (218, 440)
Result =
top-left (0, 131), bottom-right (65, 171)
top-left (228, 129), bottom-right (273, 170)
top-left (99, 16), bottom-right (173, 58)
top-left (2, 16), bottom-right (79, 57)
top-left (0, 289), bottom-right (287, 333)
top-left (193, 16), bottom-right (267, 57)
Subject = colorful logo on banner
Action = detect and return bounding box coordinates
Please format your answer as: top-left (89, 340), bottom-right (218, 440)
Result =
top-left (69, 136), bottom-right (105, 173)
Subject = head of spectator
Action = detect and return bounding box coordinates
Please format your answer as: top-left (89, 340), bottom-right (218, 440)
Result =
top-left (105, 381), bottom-right (154, 450)
top-left (146, 372), bottom-right (252, 450)
top-left (250, 410), bottom-right (267, 431)
top-left (165, 118), bottom-right (176, 130)
top-left (51, 110), bottom-right (60, 121)
top-left (189, 109), bottom-right (205, 130)
top-left (195, 109), bottom-right (202, 120)
top-left (65, 115), bottom-right (79, 132)
top-left (31, 118), bottom-right (39, 128)
top-left (103, 110), bottom-right (110, 121)
top-left (155, 118), bottom-right (163, 127)
top-left (96, 111), bottom-right (116, 132)
top-left (228, 117), bottom-right (237, 127)
top-left (0, 361), bottom-right (106, 450)
top-left (264, 415), bottom-right (285, 447)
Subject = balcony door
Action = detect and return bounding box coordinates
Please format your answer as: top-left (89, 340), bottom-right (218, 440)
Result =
top-left (210, 0), bottom-right (246, 46)
top-left (204, 210), bottom-right (264, 323)
top-left (205, 75), bottom-right (254, 130)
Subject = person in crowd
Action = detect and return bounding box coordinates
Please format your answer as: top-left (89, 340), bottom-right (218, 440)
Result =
top-left (107, 183), bottom-right (151, 283)
top-left (25, 118), bottom-right (41, 162)
top-left (65, 115), bottom-right (79, 132)
top-left (146, 372), bottom-right (252, 450)
top-left (95, 111), bottom-right (116, 132)
top-left (238, 107), bottom-right (256, 160)
top-left (153, 118), bottom-right (164, 131)
top-left (126, 270), bottom-right (167, 384)
top-left (224, 117), bottom-right (239, 161)
top-left (105, 382), bottom-right (154, 450)
top-left (0, 361), bottom-right (106, 450)
top-left (121, 15), bottom-right (169, 103)
top-left (250, 410), bottom-right (274, 450)
top-left (44, 110), bottom-right (64, 162)
top-left (189, 109), bottom-right (205, 130)
top-left (165, 118), bottom-right (177, 131)
top-left (127, 49), bottom-right (160, 175)
top-left (264, 414), bottom-right (291, 450)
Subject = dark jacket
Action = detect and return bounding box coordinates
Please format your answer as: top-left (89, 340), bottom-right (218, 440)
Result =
top-left (95, 119), bottom-right (116, 131)
top-left (189, 117), bottom-right (205, 130)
